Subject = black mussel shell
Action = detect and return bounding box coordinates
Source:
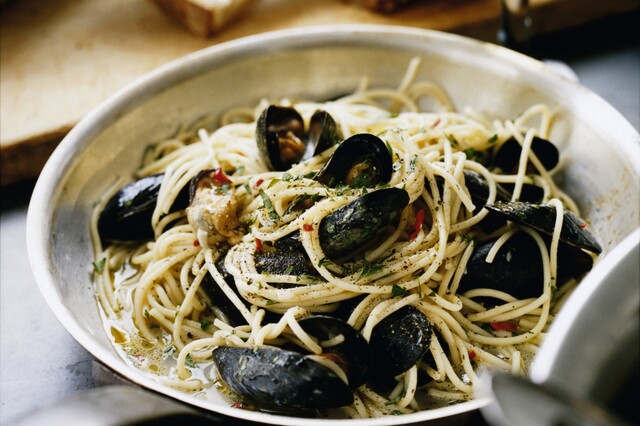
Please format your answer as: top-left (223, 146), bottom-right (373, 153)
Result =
top-left (500, 182), bottom-right (545, 203)
top-left (255, 247), bottom-right (318, 278)
top-left (458, 233), bottom-right (543, 299)
top-left (201, 256), bottom-right (249, 326)
top-left (485, 201), bottom-right (602, 254)
top-left (97, 173), bottom-right (189, 243)
top-left (212, 346), bottom-right (353, 410)
top-left (458, 231), bottom-right (595, 300)
top-left (299, 315), bottom-right (371, 389)
top-left (256, 105), bottom-right (305, 171)
top-left (305, 109), bottom-right (343, 159)
top-left (369, 306), bottom-right (433, 379)
top-left (493, 136), bottom-right (560, 174)
top-left (434, 170), bottom-right (511, 214)
top-left (315, 133), bottom-right (393, 188)
top-left (556, 239), bottom-right (594, 284)
top-left (319, 188), bottom-right (410, 259)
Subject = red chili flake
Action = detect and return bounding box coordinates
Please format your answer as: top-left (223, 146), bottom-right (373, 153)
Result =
top-left (193, 240), bottom-right (200, 247)
top-left (303, 223), bottom-right (314, 232)
top-left (431, 118), bottom-right (441, 128)
top-left (468, 350), bottom-right (477, 360)
top-left (255, 238), bottom-right (263, 251)
top-left (231, 401), bottom-right (243, 408)
top-left (579, 221), bottom-right (588, 229)
top-left (211, 168), bottom-right (232, 185)
top-left (408, 209), bottom-right (425, 240)
top-left (254, 178), bottom-right (264, 188)
top-left (490, 321), bottom-right (518, 332)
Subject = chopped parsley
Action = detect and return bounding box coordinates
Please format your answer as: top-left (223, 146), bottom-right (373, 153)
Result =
top-left (185, 353), bottom-right (197, 368)
top-left (200, 319), bottom-right (212, 330)
top-left (258, 189), bottom-right (280, 222)
top-left (391, 284), bottom-right (406, 297)
top-left (92, 258), bottom-right (106, 274)
top-left (358, 259), bottom-right (384, 280)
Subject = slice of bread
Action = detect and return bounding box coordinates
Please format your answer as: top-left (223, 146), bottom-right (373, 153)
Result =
top-left (341, 0), bottom-right (416, 13)
top-left (150, 0), bottom-right (253, 37)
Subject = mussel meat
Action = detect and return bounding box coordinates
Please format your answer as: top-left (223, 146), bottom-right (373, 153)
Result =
top-left (315, 133), bottom-right (393, 188)
top-left (485, 201), bottom-right (602, 254)
top-left (319, 187), bottom-right (410, 259)
top-left (97, 173), bottom-right (189, 243)
top-left (256, 106), bottom-right (342, 171)
top-left (187, 168), bottom-right (244, 246)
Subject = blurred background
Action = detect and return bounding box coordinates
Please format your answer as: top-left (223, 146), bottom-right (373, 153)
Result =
top-left (1, 0), bottom-right (638, 187)
top-left (1, 0), bottom-right (639, 424)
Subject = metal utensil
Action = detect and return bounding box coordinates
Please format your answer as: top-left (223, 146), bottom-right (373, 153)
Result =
top-left (479, 371), bottom-right (630, 426)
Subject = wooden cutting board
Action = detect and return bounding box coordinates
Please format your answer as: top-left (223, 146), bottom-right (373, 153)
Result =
top-left (1, 0), bottom-right (636, 185)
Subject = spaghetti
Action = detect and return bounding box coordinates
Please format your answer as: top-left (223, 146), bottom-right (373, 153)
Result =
top-left (91, 58), bottom-right (597, 418)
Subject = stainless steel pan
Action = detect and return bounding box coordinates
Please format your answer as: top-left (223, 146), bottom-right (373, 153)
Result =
top-left (27, 25), bottom-right (640, 425)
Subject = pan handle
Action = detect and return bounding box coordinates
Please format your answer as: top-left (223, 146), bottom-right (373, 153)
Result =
top-left (7, 385), bottom-right (227, 426)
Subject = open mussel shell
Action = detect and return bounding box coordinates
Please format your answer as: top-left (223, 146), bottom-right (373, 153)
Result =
top-left (493, 136), bottom-right (560, 174)
top-left (212, 346), bottom-right (353, 410)
top-left (319, 187), bottom-right (410, 259)
top-left (305, 109), bottom-right (343, 159)
top-left (97, 173), bottom-right (189, 243)
top-left (256, 105), bottom-right (305, 171)
top-left (485, 201), bottom-right (602, 254)
top-left (368, 306), bottom-right (433, 380)
top-left (298, 315), bottom-right (371, 389)
top-left (315, 133), bottom-right (393, 188)
top-left (256, 106), bottom-right (341, 172)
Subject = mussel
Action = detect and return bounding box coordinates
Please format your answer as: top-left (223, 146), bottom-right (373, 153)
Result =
top-left (213, 346), bottom-right (353, 410)
top-left (254, 245), bottom-right (318, 278)
top-left (306, 110), bottom-right (344, 159)
top-left (201, 256), bottom-right (249, 326)
top-left (493, 136), bottom-right (560, 174)
top-left (315, 133), bottom-right (393, 188)
top-left (97, 173), bottom-right (189, 242)
top-left (298, 315), bottom-right (371, 389)
top-left (458, 231), bottom-right (594, 299)
top-left (485, 201), bottom-right (602, 254)
top-left (319, 187), bottom-right (410, 259)
top-left (212, 315), bottom-right (370, 410)
top-left (256, 106), bottom-right (342, 171)
top-left (369, 306), bottom-right (433, 380)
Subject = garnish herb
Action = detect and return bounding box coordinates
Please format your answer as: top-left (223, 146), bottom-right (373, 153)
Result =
top-left (185, 353), bottom-right (197, 368)
top-left (391, 284), bottom-right (406, 297)
top-left (92, 258), bottom-right (106, 274)
top-left (200, 319), bottom-right (212, 330)
top-left (258, 189), bottom-right (280, 222)
top-left (359, 259), bottom-right (383, 280)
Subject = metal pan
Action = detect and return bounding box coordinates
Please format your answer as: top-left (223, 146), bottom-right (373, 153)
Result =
top-left (26, 25), bottom-right (640, 425)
